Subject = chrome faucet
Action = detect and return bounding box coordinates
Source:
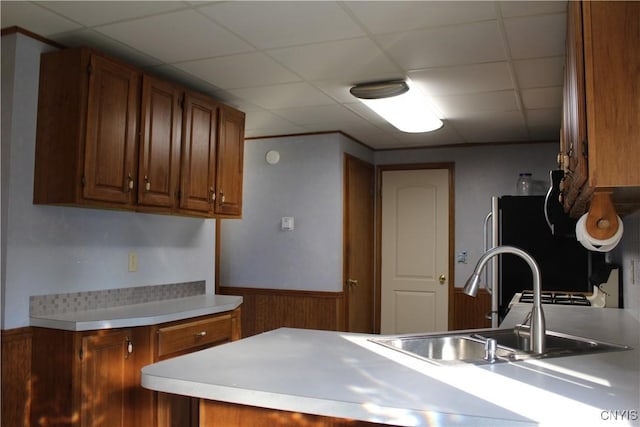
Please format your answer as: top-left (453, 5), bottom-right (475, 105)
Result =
top-left (464, 245), bottom-right (546, 354)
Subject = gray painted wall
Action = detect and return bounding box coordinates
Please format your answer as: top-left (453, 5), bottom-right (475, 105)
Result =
top-left (1, 33), bottom-right (217, 329)
top-left (219, 132), bottom-right (373, 292)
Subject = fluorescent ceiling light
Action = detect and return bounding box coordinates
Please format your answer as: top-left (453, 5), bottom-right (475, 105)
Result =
top-left (350, 79), bottom-right (443, 133)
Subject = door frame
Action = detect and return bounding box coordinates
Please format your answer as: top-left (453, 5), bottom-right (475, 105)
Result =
top-left (375, 162), bottom-right (455, 333)
top-left (343, 154), bottom-right (375, 333)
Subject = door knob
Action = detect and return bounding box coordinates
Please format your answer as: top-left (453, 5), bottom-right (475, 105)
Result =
top-left (439, 274), bottom-right (446, 285)
top-left (347, 279), bottom-right (358, 288)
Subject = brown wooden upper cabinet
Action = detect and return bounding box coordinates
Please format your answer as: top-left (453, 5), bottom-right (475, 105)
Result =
top-left (216, 105), bottom-right (245, 217)
top-left (34, 47), bottom-right (245, 218)
top-left (34, 48), bottom-right (140, 208)
top-left (560, 1), bottom-right (640, 217)
top-left (180, 91), bottom-right (219, 216)
top-left (138, 75), bottom-right (182, 211)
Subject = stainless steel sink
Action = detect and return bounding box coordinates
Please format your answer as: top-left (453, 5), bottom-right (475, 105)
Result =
top-left (471, 326), bottom-right (631, 361)
top-left (372, 335), bottom-right (515, 363)
top-left (369, 327), bottom-right (631, 365)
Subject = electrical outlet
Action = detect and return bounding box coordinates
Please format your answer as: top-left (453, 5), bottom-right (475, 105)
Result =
top-left (128, 252), bottom-right (137, 272)
top-left (456, 251), bottom-right (468, 264)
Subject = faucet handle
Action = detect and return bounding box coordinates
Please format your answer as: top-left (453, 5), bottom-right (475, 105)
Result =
top-left (484, 338), bottom-right (497, 363)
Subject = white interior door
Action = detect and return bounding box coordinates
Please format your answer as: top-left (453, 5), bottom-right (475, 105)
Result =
top-left (381, 169), bottom-right (450, 334)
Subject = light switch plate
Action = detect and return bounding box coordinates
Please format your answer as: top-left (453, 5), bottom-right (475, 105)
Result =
top-left (281, 217), bottom-right (294, 231)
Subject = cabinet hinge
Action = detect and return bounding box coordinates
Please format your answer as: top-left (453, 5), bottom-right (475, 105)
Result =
top-left (87, 63), bottom-right (92, 75)
top-left (179, 95), bottom-right (185, 110)
top-left (79, 348), bottom-right (84, 361)
top-left (176, 190), bottom-right (181, 201)
top-left (582, 139), bottom-right (588, 158)
top-left (81, 175), bottom-right (86, 187)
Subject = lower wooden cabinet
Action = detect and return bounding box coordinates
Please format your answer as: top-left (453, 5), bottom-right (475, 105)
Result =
top-left (151, 308), bottom-right (241, 427)
top-left (30, 307), bottom-right (241, 427)
top-left (31, 326), bottom-right (152, 427)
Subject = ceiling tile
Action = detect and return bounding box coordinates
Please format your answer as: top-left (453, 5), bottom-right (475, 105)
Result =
top-left (504, 14), bottom-right (566, 59)
top-left (453, 111), bottom-right (528, 142)
top-left (521, 87), bottom-right (563, 109)
top-left (36, 1), bottom-right (187, 27)
top-left (345, 1), bottom-right (496, 35)
top-left (409, 62), bottom-right (513, 96)
top-left (272, 104), bottom-right (368, 128)
top-left (500, 1), bottom-right (566, 19)
top-left (268, 38), bottom-right (401, 81)
top-left (526, 108), bottom-right (562, 140)
top-left (51, 29), bottom-right (163, 68)
top-left (341, 127), bottom-right (400, 149)
top-left (199, 2), bottom-right (364, 49)
top-left (244, 110), bottom-right (298, 131)
top-left (229, 82), bottom-right (336, 110)
top-left (513, 56), bottom-right (564, 89)
top-left (95, 10), bottom-right (254, 63)
top-left (376, 20), bottom-right (505, 70)
top-left (175, 52), bottom-right (301, 89)
top-left (1, 2), bottom-right (81, 36)
top-left (432, 91), bottom-right (519, 118)
top-left (146, 64), bottom-right (222, 94)
top-left (314, 79), bottom-right (382, 104)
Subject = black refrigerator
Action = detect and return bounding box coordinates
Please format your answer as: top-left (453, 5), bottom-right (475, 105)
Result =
top-left (497, 196), bottom-right (604, 319)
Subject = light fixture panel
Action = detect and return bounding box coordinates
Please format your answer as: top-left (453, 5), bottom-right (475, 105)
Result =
top-left (351, 79), bottom-right (442, 133)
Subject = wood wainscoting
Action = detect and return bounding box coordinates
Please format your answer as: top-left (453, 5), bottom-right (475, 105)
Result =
top-left (451, 288), bottom-right (492, 330)
top-left (1, 327), bottom-right (33, 427)
top-left (219, 287), bottom-right (345, 338)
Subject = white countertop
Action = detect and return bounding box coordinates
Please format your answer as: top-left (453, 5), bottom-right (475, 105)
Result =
top-left (30, 294), bottom-right (243, 331)
top-left (141, 305), bottom-right (640, 426)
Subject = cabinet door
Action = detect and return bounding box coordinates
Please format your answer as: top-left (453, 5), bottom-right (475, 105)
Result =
top-left (584, 1), bottom-right (640, 188)
top-left (561, 0), bottom-right (588, 211)
top-left (180, 92), bottom-right (218, 215)
top-left (80, 329), bottom-right (134, 427)
top-left (83, 54), bottom-right (140, 205)
top-left (215, 106), bottom-right (245, 217)
top-left (139, 76), bottom-right (182, 209)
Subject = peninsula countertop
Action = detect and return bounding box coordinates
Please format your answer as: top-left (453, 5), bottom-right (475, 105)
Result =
top-left (30, 294), bottom-right (243, 331)
top-left (141, 305), bottom-right (640, 426)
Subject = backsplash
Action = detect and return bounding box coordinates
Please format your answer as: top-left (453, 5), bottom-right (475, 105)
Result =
top-left (30, 281), bottom-right (205, 316)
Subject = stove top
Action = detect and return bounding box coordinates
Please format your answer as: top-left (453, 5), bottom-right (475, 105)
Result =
top-left (518, 290), bottom-right (592, 306)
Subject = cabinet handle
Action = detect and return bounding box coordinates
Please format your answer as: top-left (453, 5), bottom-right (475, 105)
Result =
top-left (126, 337), bottom-right (133, 359)
top-left (210, 187), bottom-right (215, 203)
top-left (194, 331), bottom-right (207, 337)
top-left (144, 175), bottom-right (150, 192)
top-left (220, 190), bottom-right (225, 205)
top-left (125, 173), bottom-right (134, 192)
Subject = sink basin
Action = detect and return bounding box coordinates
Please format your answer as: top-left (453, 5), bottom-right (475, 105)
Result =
top-left (369, 327), bottom-right (631, 365)
top-left (471, 326), bottom-right (631, 360)
top-left (370, 334), bottom-right (516, 365)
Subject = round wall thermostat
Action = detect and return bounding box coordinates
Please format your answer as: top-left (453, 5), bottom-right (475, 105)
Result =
top-left (266, 150), bottom-right (280, 165)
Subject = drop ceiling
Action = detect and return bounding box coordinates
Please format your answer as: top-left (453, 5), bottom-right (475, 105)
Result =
top-left (1, 1), bottom-right (567, 150)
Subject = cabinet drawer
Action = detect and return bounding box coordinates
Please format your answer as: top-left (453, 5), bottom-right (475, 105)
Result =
top-left (157, 315), bottom-right (231, 357)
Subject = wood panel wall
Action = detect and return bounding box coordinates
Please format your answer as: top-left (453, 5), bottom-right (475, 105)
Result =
top-left (219, 287), bottom-right (345, 338)
top-left (1, 327), bottom-right (33, 427)
top-left (451, 288), bottom-right (492, 330)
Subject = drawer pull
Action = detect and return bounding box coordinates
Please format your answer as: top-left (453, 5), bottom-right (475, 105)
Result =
top-left (195, 331), bottom-right (207, 337)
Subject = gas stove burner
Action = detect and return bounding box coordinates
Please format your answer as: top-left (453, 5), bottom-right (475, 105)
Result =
top-left (519, 291), bottom-right (591, 306)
